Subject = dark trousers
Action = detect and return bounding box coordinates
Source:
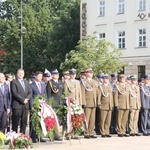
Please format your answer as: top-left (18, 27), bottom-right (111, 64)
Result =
top-left (141, 109), bottom-right (150, 134)
top-left (95, 107), bottom-right (100, 134)
top-left (30, 126), bottom-right (37, 142)
top-left (110, 107), bottom-right (117, 134)
top-left (0, 110), bottom-right (7, 133)
top-left (30, 114), bottom-right (37, 142)
top-left (12, 106), bottom-right (28, 134)
top-left (138, 110), bottom-right (142, 133)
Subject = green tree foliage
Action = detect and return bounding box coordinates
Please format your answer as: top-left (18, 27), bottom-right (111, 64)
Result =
top-left (0, 0), bottom-right (80, 77)
top-left (60, 34), bottom-right (126, 77)
top-left (45, 0), bottom-right (80, 72)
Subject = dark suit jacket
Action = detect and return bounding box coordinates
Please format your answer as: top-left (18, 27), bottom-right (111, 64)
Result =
top-left (29, 81), bottom-right (47, 108)
top-left (46, 79), bottom-right (64, 107)
top-left (11, 78), bottom-right (32, 110)
top-left (0, 82), bottom-right (10, 111)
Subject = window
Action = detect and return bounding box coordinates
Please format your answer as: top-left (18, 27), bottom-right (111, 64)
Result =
top-left (139, 0), bottom-right (146, 11)
top-left (118, 0), bottom-right (125, 14)
top-left (138, 65), bottom-right (145, 78)
top-left (99, 33), bottom-right (105, 41)
top-left (99, 0), bottom-right (105, 16)
top-left (138, 29), bottom-right (146, 47)
top-left (118, 31), bottom-right (125, 49)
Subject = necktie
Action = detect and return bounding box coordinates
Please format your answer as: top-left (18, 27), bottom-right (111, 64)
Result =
top-left (1, 84), bottom-right (4, 95)
top-left (38, 83), bottom-right (42, 93)
top-left (21, 80), bottom-right (25, 91)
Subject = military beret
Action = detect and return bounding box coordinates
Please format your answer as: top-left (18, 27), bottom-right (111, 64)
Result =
top-left (69, 68), bottom-right (76, 75)
top-left (51, 69), bottom-right (59, 75)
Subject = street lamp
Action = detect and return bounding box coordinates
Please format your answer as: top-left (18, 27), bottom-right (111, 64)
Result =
top-left (20, 0), bottom-right (23, 69)
top-left (18, 0), bottom-right (25, 69)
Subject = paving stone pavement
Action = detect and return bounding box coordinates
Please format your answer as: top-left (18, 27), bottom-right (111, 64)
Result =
top-left (31, 134), bottom-right (150, 150)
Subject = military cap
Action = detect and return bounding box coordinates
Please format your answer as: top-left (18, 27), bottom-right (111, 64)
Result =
top-left (126, 75), bottom-right (131, 80)
top-left (69, 68), bottom-right (76, 75)
top-left (51, 69), bottom-right (59, 75)
top-left (30, 75), bottom-right (35, 78)
top-left (63, 71), bottom-right (69, 76)
top-left (119, 74), bottom-right (125, 78)
top-left (43, 73), bottom-right (50, 77)
top-left (97, 73), bottom-right (104, 79)
top-left (143, 75), bottom-right (150, 79)
top-left (85, 68), bottom-right (93, 73)
top-left (130, 75), bottom-right (137, 80)
top-left (80, 70), bottom-right (85, 74)
top-left (102, 74), bottom-right (109, 79)
top-left (138, 78), bottom-right (143, 83)
top-left (111, 74), bottom-right (118, 79)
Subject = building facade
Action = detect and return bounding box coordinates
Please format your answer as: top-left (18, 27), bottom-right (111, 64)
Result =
top-left (80, 0), bottom-right (150, 78)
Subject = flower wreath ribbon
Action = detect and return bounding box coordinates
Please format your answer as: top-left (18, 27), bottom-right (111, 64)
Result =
top-left (38, 100), bottom-right (60, 136)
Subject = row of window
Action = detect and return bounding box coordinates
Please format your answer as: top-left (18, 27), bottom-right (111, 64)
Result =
top-left (99, 29), bottom-right (146, 49)
top-left (99, 0), bottom-right (146, 16)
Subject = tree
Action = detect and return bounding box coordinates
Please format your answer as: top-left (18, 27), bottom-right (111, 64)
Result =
top-left (45, 0), bottom-right (80, 72)
top-left (0, 0), bottom-right (53, 76)
top-left (60, 34), bottom-right (126, 77)
top-left (0, 0), bottom-right (80, 77)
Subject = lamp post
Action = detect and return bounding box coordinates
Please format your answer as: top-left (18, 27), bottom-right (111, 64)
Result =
top-left (20, 0), bottom-right (23, 69)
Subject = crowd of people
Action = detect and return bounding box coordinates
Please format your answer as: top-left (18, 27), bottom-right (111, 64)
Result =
top-left (0, 68), bottom-right (150, 143)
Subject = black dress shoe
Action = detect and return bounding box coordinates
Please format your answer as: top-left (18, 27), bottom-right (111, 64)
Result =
top-left (96, 132), bottom-right (101, 135)
top-left (40, 138), bottom-right (46, 142)
top-left (130, 134), bottom-right (135, 136)
top-left (101, 135), bottom-right (106, 138)
top-left (135, 133), bottom-right (141, 136)
top-left (84, 135), bottom-right (90, 139)
top-left (143, 133), bottom-right (149, 136)
top-left (124, 134), bottom-right (129, 137)
top-left (54, 136), bottom-right (62, 141)
top-left (90, 135), bottom-right (97, 138)
top-left (118, 134), bottom-right (123, 137)
top-left (106, 134), bottom-right (112, 137)
top-left (32, 140), bottom-right (37, 143)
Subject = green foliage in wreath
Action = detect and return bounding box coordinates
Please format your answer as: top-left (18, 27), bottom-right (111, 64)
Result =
top-left (56, 91), bottom-right (69, 132)
top-left (30, 95), bottom-right (46, 138)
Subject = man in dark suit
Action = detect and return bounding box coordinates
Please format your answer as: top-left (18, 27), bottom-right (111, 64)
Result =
top-left (29, 71), bottom-right (47, 143)
top-left (11, 69), bottom-right (32, 134)
top-left (0, 73), bottom-right (10, 133)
